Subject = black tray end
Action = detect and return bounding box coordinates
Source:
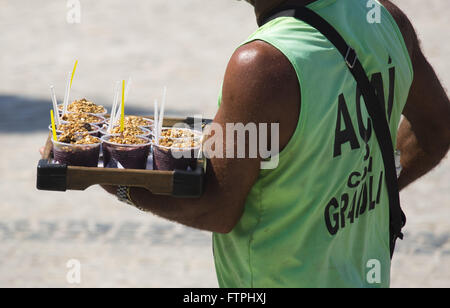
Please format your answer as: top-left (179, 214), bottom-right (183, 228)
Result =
top-left (36, 159), bottom-right (68, 192)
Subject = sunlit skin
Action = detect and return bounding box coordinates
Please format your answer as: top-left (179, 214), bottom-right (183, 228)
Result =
top-left (42, 0), bottom-right (449, 233)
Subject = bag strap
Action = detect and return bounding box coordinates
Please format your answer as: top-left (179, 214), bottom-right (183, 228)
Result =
top-left (262, 6), bottom-right (406, 258)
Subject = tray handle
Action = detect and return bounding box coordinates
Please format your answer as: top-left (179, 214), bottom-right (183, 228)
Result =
top-left (172, 159), bottom-right (206, 198)
top-left (36, 159), bottom-right (68, 191)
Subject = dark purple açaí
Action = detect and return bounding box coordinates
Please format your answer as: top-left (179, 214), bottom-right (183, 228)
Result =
top-left (52, 141), bottom-right (101, 167)
top-left (152, 144), bottom-right (199, 171)
top-left (102, 136), bottom-right (151, 170)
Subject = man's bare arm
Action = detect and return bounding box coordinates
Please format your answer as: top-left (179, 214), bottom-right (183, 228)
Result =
top-left (382, 1), bottom-right (450, 191)
top-left (103, 41), bottom-right (300, 233)
top-left (397, 51), bottom-right (450, 190)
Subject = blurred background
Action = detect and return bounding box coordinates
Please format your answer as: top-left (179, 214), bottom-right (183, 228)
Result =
top-left (0, 0), bottom-right (448, 287)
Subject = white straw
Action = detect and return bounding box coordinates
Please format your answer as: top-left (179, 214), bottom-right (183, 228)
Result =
top-left (158, 86), bottom-right (167, 140)
top-left (62, 71), bottom-right (72, 116)
top-left (154, 99), bottom-right (159, 145)
top-left (197, 136), bottom-right (203, 159)
top-left (50, 85), bottom-right (60, 126)
top-left (124, 77), bottom-right (132, 101)
top-left (108, 81), bottom-right (121, 133)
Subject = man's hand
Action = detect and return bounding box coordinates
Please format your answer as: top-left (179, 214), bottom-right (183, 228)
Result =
top-left (383, 1), bottom-right (450, 190)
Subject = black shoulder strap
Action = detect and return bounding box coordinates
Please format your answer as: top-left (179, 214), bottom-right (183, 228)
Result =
top-left (262, 6), bottom-right (406, 258)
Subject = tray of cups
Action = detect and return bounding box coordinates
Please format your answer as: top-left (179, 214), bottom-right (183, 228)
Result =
top-left (37, 116), bottom-right (212, 198)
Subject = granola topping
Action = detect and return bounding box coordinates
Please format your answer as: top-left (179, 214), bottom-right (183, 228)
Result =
top-left (160, 128), bottom-right (199, 139)
top-left (58, 132), bottom-right (100, 145)
top-left (61, 113), bottom-right (103, 124)
top-left (115, 116), bottom-right (153, 128)
top-left (109, 126), bottom-right (147, 136)
top-left (59, 98), bottom-right (106, 114)
top-left (158, 137), bottom-right (200, 149)
top-left (108, 135), bottom-right (149, 145)
top-left (57, 122), bottom-right (95, 134)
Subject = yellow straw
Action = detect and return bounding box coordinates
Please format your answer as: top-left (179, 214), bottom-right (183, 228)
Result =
top-left (50, 110), bottom-right (58, 141)
top-left (69, 60), bottom-right (78, 89)
top-left (120, 80), bottom-right (125, 132)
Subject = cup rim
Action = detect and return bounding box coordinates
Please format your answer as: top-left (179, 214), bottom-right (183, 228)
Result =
top-left (101, 135), bottom-right (152, 147)
top-left (159, 126), bottom-right (202, 133)
top-left (155, 126), bottom-right (203, 140)
top-left (49, 123), bottom-right (101, 135)
top-left (51, 138), bottom-right (102, 147)
top-left (100, 125), bottom-right (152, 137)
top-left (152, 140), bottom-right (201, 151)
top-left (114, 116), bottom-right (154, 127)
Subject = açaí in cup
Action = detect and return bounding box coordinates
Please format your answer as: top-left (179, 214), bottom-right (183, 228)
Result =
top-left (152, 128), bottom-right (201, 171)
top-left (52, 132), bottom-right (101, 167)
top-left (102, 135), bottom-right (152, 170)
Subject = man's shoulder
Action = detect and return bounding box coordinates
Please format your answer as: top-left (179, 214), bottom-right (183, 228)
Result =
top-left (223, 41), bottom-right (299, 115)
top-left (230, 40), bottom-right (296, 84)
top-left (224, 40), bottom-right (300, 111)
top-left (221, 39), bottom-right (301, 151)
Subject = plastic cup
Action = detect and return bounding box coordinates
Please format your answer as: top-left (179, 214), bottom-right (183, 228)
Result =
top-left (101, 135), bottom-right (152, 170)
top-left (52, 139), bottom-right (101, 167)
top-left (152, 136), bottom-right (201, 171)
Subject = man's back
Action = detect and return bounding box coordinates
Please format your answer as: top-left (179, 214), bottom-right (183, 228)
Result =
top-left (214, 0), bottom-right (414, 287)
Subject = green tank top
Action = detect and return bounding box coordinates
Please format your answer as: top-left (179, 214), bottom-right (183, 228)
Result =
top-left (213, 0), bottom-right (413, 288)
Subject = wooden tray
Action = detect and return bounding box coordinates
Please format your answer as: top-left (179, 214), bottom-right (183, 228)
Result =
top-left (36, 117), bottom-right (211, 198)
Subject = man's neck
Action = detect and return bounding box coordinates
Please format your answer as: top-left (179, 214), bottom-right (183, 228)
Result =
top-left (284, 0), bottom-right (317, 5)
top-left (254, 0), bottom-right (318, 25)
